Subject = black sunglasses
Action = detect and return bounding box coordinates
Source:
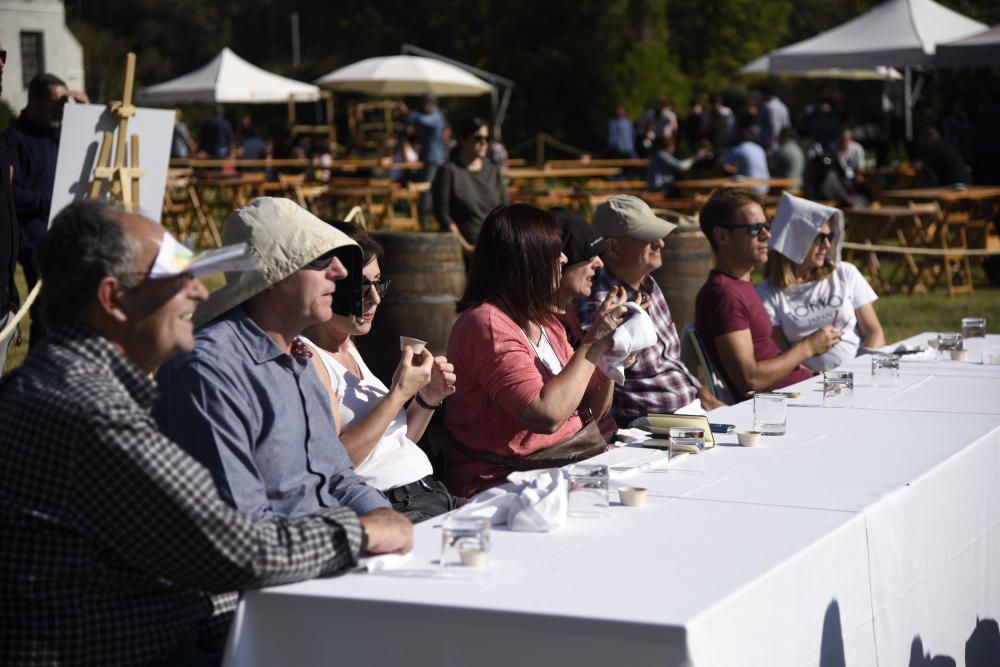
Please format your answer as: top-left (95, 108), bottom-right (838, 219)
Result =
top-left (814, 231), bottom-right (835, 245)
top-left (0, 50), bottom-right (6, 64)
top-left (305, 251), bottom-right (337, 270)
top-left (718, 221), bottom-right (772, 238)
top-left (472, 134), bottom-right (489, 144)
top-left (361, 277), bottom-right (390, 298)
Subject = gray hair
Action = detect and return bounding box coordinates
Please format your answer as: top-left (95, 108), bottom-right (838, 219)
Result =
top-left (36, 199), bottom-right (141, 328)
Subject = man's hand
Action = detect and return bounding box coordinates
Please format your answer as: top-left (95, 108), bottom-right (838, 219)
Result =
top-left (698, 385), bottom-right (726, 411)
top-left (359, 508), bottom-right (413, 555)
top-left (804, 325), bottom-right (842, 357)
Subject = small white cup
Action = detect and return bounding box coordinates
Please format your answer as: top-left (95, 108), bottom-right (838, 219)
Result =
top-left (618, 487), bottom-right (647, 507)
top-left (737, 430), bottom-right (762, 447)
top-left (399, 336), bottom-right (428, 354)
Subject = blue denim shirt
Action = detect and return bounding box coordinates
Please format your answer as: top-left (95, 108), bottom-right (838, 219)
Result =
top-left (154, 307), bottom-right (389, 519)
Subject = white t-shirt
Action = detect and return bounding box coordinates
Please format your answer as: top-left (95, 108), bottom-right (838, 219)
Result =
top-left (304, 340), bottom-right (433, 491)
top-left (756, 262), bottom-right (877, 372)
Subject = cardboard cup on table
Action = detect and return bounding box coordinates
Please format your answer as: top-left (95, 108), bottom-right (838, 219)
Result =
top-left (737, 431), bottom-right (762, 447)
top-left (399, 336), bottom-right (428, 355)
top-left (618, 487), bottom-right (647, 507)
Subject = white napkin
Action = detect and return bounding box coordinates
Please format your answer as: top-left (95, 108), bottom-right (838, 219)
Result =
top-left (357, 552), bottom-right (412, 572)
top-left (770, 192), bottom-right (844, 264)
top-left (455, 469), bottom-right (568, 532)
top-left (598, 302), bottom-right (658, 385)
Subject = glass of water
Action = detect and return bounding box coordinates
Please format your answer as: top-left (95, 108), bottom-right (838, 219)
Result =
top-left (668, 426), bottom-right (705, 453)
top-left (753, 392), bottom-right (787, 435)
top-left (822, 370), bottom-right (854, 407)
top-left (440, 516), bottom-right (491, 568)
top-left (566, 463), bottom-right (610, 517)
top-left (937, 332), bottom-right (963, 351)
top-left (961, 317), bottom-right (986, 339)
top-left (871, 355), bottom-right (900, 387)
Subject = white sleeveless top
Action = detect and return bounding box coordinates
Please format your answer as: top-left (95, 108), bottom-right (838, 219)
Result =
top-left (303, 339), bottom-right (433, 491)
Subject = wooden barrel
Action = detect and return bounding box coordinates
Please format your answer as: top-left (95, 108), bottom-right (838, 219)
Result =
top-left (650, 225), bottom-right (714, 330)
top-left (353, 232), bottom-right (466, 386)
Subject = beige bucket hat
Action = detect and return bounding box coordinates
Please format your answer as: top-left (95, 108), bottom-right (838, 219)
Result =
top-left (194, 197), bottom-right (360, 327)
top-left (592, 194), bottom-right (677, 242)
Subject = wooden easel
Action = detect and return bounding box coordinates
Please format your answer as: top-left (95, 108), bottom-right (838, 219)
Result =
top-left (89, 52), bottom-right (145, 210)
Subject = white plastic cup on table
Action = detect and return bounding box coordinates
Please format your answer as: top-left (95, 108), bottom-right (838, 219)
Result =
top-left (440, 516), bottom-right (491, 568)
top-left (871, 355), bottom-right (900, 387)
top-left (566, 463), bottom-right (610, 517)
top-left (961, 317), bottom-right (986, 339)
top-left (822, 370), bottom-right (854, 407)
top-left (753, 392), bottom-right (787, 436)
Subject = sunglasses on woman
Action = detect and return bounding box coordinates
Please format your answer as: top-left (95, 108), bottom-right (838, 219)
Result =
top-left (361, 278), bottom-right (391, 298)
top-left (814, 231), bottom-right (835, 245)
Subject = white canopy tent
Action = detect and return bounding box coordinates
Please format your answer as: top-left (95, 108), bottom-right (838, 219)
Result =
top-left (135, 47), bottom-right (321, 104)
top-left (314, 55), bottom-right (491, 97)
top-left (935, 24), bottom-right (1000, 68)
top-left (740, 54), bottom-right (902, 81)
top-left (746, 0), bottom-right (987, 138)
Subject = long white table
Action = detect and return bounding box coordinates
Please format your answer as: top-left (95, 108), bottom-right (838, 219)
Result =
top-left (224, 334), bottom-right (1000, 667)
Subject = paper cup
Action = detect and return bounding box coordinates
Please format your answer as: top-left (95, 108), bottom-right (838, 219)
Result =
top-left (618, 487), bottom-right (647, 507)
top-left (399, 336), bottom-right (428, 354)
top-left (737, 431), bottom-right (762, 447)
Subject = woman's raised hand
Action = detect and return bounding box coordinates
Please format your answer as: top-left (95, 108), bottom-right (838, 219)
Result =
top-left (390, 346), bottom-right (434, 399)
top-left (582, 286), bottom-right (631, 347)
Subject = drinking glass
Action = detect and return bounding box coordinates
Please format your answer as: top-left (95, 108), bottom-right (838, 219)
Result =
top-left (566, 463), bottom-right (610, 517)
top-left (440, 516), bottom-right (491, 568)
top-left (822, 370), bottom-right (854, 407)
top-left (668, 426), bottom-right (705, 453)
top-left (753, 393), bottom-right (787, 435)
top-left (961, 317), bottom-right (987, 339)
top-left (871, 355), bottom-right (900, 387)
top-left (937, 332), bottom-right (963, 352)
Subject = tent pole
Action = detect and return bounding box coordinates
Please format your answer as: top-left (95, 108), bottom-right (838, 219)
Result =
top-left (904, 66), bottom-right (913, 141)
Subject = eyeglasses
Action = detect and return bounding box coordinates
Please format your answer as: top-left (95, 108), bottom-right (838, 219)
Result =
top-left (718, 221), bottom-right (772, 238)
top-left (472, 135), bottom-right (489, 144)
top-left (814, 231), bottom-right (835, 245)
top-left (361, 278), bottom-right (390, 299)
top-left (305, 251), bottom-right (336, 270)
top-left (0, 50), bottom-right (6, 65)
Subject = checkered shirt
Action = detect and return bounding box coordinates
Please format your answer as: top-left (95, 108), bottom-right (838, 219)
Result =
top-left (576, 269), bottom-right (700, 423)
top-left (0, 326), bottom-right (364, 666)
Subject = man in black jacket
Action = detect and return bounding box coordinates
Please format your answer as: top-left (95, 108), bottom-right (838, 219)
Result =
top-left (0, 41), bottom-right (20, 372)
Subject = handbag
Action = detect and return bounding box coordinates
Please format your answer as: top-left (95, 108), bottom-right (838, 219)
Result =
top-left (450, 415), bottom-right (609, 471)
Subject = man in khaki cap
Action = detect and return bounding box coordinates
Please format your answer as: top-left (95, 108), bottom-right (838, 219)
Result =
top-left (576, 195), bottom-right (725, 426)
top-left (155, 198), bottom-right (411, 545)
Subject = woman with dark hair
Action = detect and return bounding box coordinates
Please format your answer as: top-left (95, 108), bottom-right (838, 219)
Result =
top-left (302, 222), bottom-right (463, 522)
top-left (444, 204), bottom-right (629, 497)
top-left (432, 117), bottom-right (508, 261)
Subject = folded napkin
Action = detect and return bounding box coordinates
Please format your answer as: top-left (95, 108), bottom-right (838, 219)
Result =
top-left (454, 469), bottom-right (567, 532)
top-left (599, 302), bottom-right (658, 385)
top-left (357, 552), bottom-right (412, 573)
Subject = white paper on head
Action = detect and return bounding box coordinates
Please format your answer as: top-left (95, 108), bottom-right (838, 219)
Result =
top-left (148, 232), bottom-right (257, 279)
top-left (49, 103), bottom-right (174, 225)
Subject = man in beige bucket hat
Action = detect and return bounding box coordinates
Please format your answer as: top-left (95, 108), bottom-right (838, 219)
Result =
top-left (576, 195), bottom-right (725, 427)
top-left (156, 198), bottom-right (412, 544)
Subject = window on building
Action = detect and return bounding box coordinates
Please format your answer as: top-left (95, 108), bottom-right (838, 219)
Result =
top-left (20, 32), bottom-right (45, 88)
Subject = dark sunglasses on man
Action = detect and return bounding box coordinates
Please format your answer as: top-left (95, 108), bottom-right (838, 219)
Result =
top-left (718, 220), bottom-right (772, 238)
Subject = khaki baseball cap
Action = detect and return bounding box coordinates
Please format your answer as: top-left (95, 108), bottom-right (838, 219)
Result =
top-left (592, 194), bottom-right (677, 242)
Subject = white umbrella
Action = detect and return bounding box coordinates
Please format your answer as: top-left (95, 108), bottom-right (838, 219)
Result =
top-left (136, 47), bottom-right (321, 104)
top-left (741, 54), bottom-right (903, 81)
top-left (315, 55), bottom-right (491, 97)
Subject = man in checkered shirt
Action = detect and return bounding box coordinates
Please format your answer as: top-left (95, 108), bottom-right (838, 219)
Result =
top-left (576, 195), bottom-right (727, 427)
top-left (0, 200), bottom-right (412, 666)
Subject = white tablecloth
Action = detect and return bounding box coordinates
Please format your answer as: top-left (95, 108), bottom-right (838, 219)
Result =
top-left (224, 333), bottom-right (1000, 667)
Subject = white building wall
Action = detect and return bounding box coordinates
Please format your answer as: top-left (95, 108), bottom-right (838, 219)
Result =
top-left (0, 0), bottom-right (85, 114)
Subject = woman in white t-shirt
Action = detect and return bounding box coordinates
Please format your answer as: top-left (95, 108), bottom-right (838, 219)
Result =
top-left (302, 222), bottom-right (462, 522)
top-left (757, 192), bottom-right (885, 372)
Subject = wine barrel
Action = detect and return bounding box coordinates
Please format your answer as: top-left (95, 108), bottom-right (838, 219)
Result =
top-left (353, 232), bottom-right (465, 386)
top-left (650, 224), bottom-right (714, 330)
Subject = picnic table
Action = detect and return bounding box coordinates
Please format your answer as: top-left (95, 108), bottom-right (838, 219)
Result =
top-left (880, 185), bottom-right (1000, 204)
top-left (504, 167), bottom-right (623, 180)
top-left (672, 176), bottom-right (798, 196)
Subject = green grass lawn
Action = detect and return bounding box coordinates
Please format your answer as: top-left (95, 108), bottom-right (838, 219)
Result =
top-left (4, 264), bottom-right (997, 374)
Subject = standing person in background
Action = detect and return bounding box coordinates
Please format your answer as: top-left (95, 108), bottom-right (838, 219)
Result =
top-left (606, 104), bottom-right (637, 159)
top-left (433, 117), bottom-right (508, 264)
top-left (170, 109), bottom-right (195, 159)
top-left (682, 96), bottom-right (705, 155)
top-left (773, 128), bottom-right (805, 188)
top-left (2, 72), bottom-right (88, 348)
top-left (198, 105), bottom-right (234, 158)
top-left (703, 94), bottom-right (736, 153)
top-left (400, 95), bottom-right (446, 226)
top-left (757, 86), bottom-right (791, 154)
top-left (0, 42), bottom-right (20, 373)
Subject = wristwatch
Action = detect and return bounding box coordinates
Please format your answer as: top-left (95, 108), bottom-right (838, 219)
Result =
top-left (359, 522), bottom-right (369, 554)
top-left (414, 393), bottom-right (444, 410)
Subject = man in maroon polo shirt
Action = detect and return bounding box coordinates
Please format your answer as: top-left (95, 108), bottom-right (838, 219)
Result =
top-left (695, 188), bottom-right (839, 399)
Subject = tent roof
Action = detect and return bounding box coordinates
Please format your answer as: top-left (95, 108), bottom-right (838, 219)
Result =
top-left (935, 24), bottom-right (1000, 67)
top-left (765, 0), bottom-right (987, 72)
top-left (135, 48), bottom-right (320, 104)
top-left (315, 55), bottom-right (491, 97)
top-left (740, 54), bottom-right (903, 80)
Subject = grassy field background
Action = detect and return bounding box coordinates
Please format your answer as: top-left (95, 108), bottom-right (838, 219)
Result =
top-left (3, 264), bottom-right (998, 374)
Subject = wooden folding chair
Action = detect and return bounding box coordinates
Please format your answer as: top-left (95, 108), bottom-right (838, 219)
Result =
top-left (162, 172), bottom-right (221, 248)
